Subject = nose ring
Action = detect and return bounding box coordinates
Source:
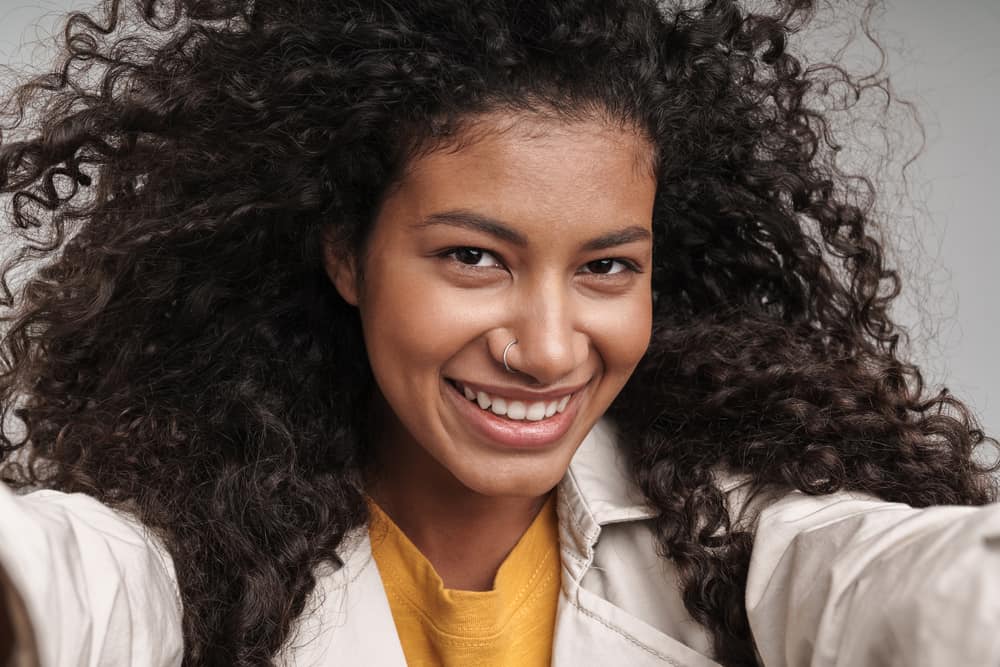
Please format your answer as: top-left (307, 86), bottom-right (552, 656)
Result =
top-left (502, 339), bottom-right (518, 373)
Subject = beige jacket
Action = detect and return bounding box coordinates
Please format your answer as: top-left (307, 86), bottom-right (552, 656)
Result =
top-left (2, 418), bottom-right (1000, 666)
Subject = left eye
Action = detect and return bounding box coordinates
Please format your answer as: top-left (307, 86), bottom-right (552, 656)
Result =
top-left (582, 259), bottom-right (631, 275)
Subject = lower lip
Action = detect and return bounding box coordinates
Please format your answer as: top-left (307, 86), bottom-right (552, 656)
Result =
top-left (443, 380), bottom-right (584, 450)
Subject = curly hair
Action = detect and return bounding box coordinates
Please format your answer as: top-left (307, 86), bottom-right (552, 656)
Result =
top-left (0, 0), bottom-right (995, 665)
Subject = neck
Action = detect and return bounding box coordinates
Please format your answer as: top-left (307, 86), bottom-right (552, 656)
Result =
top-left (371, 477), bottom-right (550, 591)
top-left (367, 410), bottom-right (552, 591)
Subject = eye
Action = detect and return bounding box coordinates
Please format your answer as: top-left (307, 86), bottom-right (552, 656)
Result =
top-left (581, 258), bottom-right (637, 275)
top-left (444, 247), bottom-right (503, 268)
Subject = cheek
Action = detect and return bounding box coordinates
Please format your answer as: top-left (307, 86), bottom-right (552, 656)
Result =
top-left (614, 292), bottom-right (653, 370)
top-left (618, 318), bottom-right (653, 375)
top-left (359, 285), bottom-right (438, 372)
top-left (593, 291), bottom-right (653, 379)
top-left (356, 256), bottom-right (482, 379)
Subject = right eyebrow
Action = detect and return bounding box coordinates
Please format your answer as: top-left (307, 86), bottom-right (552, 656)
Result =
top-left (413, 209), bottom-right (529, 247)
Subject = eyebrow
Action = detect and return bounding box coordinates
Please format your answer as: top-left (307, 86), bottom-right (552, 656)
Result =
top-left (414, 209), bottom-right (651, 251)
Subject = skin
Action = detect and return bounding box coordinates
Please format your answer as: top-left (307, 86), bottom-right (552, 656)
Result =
top-left (0, 561), bottom-right (39, 667)
top-left (324, 112), bottom-right (657, 590)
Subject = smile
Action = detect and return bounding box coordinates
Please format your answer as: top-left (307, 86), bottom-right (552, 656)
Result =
top-left (450, 381), bottom-right (573, 422)
top-left (443, 378), bottom-right (587, 449)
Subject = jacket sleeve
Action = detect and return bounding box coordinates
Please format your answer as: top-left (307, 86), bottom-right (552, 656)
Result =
top-left (0, 482), bottom-right (184, 667)
top-left (745, 490), bottom-right (1000, 667)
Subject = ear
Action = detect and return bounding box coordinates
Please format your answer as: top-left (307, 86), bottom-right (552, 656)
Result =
top-left (321, 229), bottom-right (361, 306)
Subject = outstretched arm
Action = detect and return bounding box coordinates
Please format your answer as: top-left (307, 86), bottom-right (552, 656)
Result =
top-left (0, 483), bottom-right (183, 667)
top-left (747, 491), bottom-right (1000, 667)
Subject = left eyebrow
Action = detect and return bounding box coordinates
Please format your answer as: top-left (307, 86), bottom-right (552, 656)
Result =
top-left (413, 208), bottom-right (652, 251)
top-left (580, 225), bottom-right (652, 252)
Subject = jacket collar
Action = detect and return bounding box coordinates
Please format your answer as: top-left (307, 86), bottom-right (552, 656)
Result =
top-left (560, 416), bottom-right (748, 523)
top-left (334, 417), bottom-right (749, 569)
top-left (329, 418), bottom-right (655, 577)
top-left (555, 417), bottom-right (753, 578)
top-left (563, 417), bottom-right (656, 525)
top-left (555, 417), bottom-right (657, 581)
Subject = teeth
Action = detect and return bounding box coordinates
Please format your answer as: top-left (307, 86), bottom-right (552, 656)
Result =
top-left (490, 397), bottom-right (508, 417)
top-left (526, 402), bottom-right (547, 421)
top-left (507, 401), bottom-right (526, 420)
top-left (456, 381), bottom-right (573, 421)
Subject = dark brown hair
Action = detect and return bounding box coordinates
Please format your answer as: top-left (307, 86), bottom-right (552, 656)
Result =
top-left (0, 0), bottom-right (995, 664)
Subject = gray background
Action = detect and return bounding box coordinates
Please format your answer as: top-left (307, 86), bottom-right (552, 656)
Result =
top-left (1, 0), bottom-right (998, 443)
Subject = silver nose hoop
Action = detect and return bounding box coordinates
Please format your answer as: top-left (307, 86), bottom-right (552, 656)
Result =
top-left (502, 339), bottom-right (518, 373)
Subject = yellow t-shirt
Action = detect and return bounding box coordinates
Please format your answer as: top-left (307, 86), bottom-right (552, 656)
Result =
top-left (367, 495), bottom-right (560, 666)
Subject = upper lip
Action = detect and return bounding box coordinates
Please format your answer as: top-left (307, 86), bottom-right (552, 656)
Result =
top-left (448, 378), bottom-right (590, 402)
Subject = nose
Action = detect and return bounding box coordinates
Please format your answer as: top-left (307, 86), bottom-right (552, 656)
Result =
top-left (500, 282), bottom-right (588, 386)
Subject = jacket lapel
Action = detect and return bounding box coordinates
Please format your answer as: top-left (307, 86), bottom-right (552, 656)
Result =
top-left (279, 529), bottom-right (407, 666)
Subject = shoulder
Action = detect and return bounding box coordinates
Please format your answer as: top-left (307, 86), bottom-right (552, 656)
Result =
top-left (0, 483), bottom-right (184, 666)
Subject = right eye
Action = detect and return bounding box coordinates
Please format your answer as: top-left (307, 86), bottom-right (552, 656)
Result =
top-left (443, 247), bottom-right (503, 268)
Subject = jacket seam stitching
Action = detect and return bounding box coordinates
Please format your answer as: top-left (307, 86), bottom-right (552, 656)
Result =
top-left (568, 596), bottom-right (685, 666)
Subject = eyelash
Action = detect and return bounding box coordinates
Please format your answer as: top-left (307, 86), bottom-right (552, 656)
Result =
top-left (442, 247), bottom-right (502, 269)
top-left (438, 246), bottom-right (642, 276)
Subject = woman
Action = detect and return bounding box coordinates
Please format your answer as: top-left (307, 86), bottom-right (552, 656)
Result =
top-left (0, 0), bottom-right (997, 665)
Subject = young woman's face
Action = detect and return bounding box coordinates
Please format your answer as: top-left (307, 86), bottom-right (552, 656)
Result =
top-left (326, 113), bottom-right (657, 499)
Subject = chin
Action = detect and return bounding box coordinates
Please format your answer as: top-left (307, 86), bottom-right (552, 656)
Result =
top-left (451, 455), bottom-right (570, 499)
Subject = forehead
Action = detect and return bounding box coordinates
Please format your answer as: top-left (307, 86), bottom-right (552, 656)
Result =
top-left (379, 113), bottom-right (657, 235)
top-left (404, 112), bottom-right (656, 187)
